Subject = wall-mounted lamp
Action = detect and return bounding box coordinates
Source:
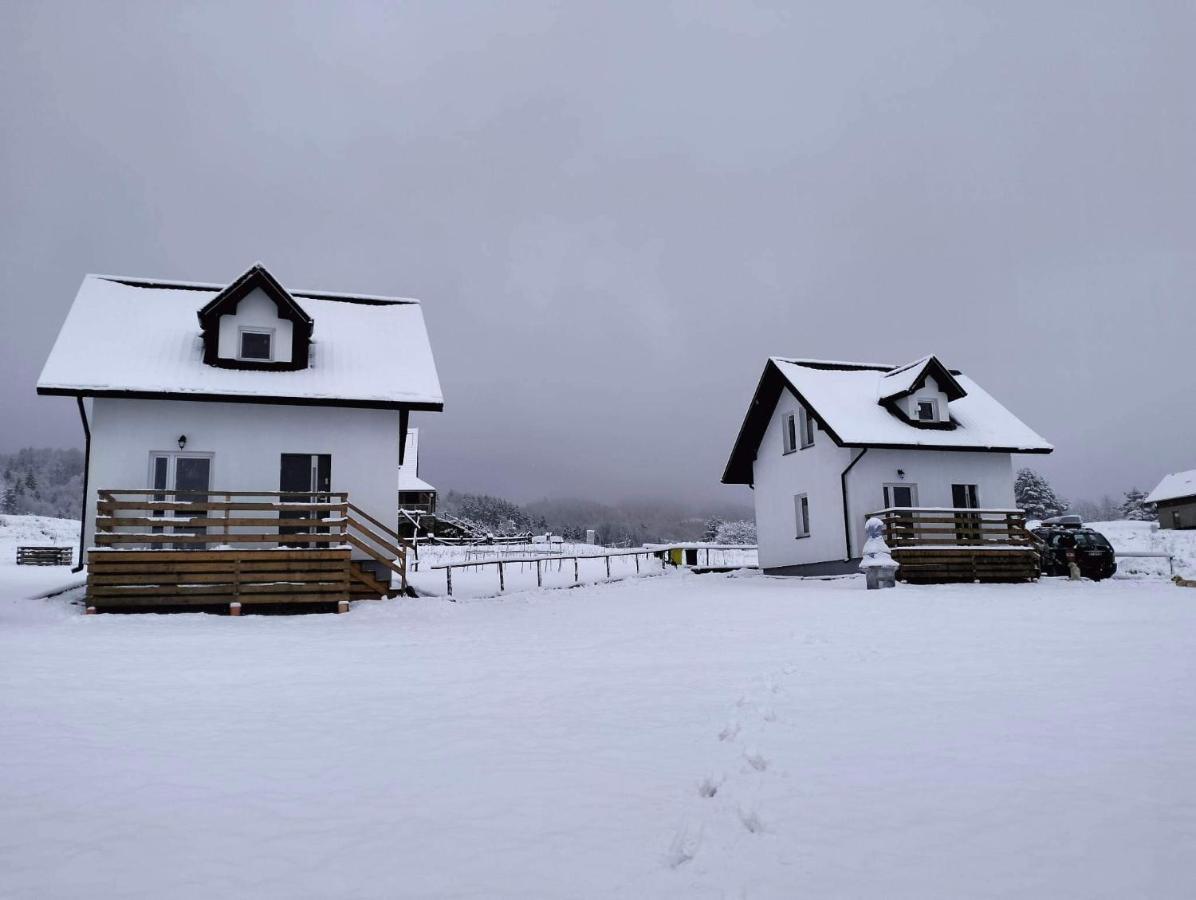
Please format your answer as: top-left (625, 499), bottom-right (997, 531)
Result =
top-left (177, 435), bottom-right (187, 450)
top-left (896, 469), bottom-right (905, 480)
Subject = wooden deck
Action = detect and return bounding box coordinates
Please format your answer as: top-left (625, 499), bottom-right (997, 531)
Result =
top-left (869, 507), bottom-right (1040, 584)
top-left (86, 489), bottom-right (410, 613)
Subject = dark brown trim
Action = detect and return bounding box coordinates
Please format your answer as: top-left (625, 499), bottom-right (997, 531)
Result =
top-left (722, 360), bottom-right (849, 484)
top-left (38, 386), bottom-right (443, 413)
top-left (197, 264), bottom-right (313, 371)
top-left (73, 397), bottom-right (91, 573)
top-left (839, 440), bottom-right (1052, 454)
top-left (878, 356), bottom-right (967, 402)
top-left (840, 448), bottom-right (867, 559)
top-left (880, 397), bottom-right (957, 431)
top-left (105, 275), bottom-right (418, 307)
top-left (722, 358), bottom-right (1052, 484)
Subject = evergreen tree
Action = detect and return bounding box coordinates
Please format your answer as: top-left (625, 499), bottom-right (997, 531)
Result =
top-left (702, 516), bottom-right (722, 542)
top-left (714, 519), bottom-right (757, 544)
top-left (1014, 468), bottom-right (1068, 521)
top-left (1119, 488), bottom-right (1156, 521)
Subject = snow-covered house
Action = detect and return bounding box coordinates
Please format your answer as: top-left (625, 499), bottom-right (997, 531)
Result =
top-left (398, 428), bottom-right (437, 514)
top-left (1146, 470), bottom-right (1196, 530)
top-left (37, 264), bottom-right (443, 610)
top-left (722, 356), bottom-right (1053, 577)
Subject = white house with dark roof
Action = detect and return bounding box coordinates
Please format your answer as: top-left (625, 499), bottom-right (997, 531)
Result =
top-left (38, 263), bottom-right (443, 584)
top-left (1146, 470), bottom-right (1196, 530)
top-left (722, 355), bottom-right (1052, 575)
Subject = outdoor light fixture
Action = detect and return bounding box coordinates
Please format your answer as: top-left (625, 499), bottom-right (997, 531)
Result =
top-left (178, 435), bottom-right (187, 450)
top-left (897, 469), bottom-right (905, 479)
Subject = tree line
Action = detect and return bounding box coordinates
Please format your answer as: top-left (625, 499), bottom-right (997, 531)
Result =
top-left (1014, 468), bottom-right (1155, 523)
top-left (1, 448), bottom-right (85, 519)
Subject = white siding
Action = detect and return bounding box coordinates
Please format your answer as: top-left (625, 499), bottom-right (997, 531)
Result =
top-left (751, 389), bottom-right (854, 569)
top-left (216, 288), bottom-right (294, 363)
top-left (751, 387), bottom-right (1020, 568)
top-left (84, 398), bottom-right (401, 556)
top-left (843, 449), bottom-right (1016, 556)
top-left (901, 375), bottom-right (950, 423)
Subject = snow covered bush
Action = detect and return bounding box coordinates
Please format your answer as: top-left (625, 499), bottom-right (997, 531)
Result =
top-left (1015, 468), bottom-right (1067, 521)
top-left (714, 519), bottom-right (757, 544)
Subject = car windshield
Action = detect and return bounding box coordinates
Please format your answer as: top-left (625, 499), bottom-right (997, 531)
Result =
top-left (1073, 532), bottom-right (1112, 550)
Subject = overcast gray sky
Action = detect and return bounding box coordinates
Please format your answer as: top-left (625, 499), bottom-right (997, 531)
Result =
top-left (1, 1), bottom-right (1193, 505)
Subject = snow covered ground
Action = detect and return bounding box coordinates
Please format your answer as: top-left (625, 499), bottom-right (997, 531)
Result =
top-left (0, 514), bottom-right (81, 598)
top-left (1088, 519), bottom-right (1196, 577)
top-left (2, 563), bottom-right (1194, 898)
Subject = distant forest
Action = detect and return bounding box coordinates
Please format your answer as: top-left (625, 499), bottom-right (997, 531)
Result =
top-left (1, 448), bottom-right (85, 519)
top-left (441, 491), bottom-right (754, 545)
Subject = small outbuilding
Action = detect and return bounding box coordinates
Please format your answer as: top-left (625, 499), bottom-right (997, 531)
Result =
top-left (1146, 470), bottom-right (1196, 530)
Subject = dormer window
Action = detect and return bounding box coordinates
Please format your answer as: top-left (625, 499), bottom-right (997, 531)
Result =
top-left (239, 328), bottom-right (274, 361)
top-left (197, 264), bottom-right (314, 371)
top-left (916, 399), bottom-right (939, 422)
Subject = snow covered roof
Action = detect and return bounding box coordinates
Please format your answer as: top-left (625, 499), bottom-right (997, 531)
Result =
top-left (1146, 470), bottom-right (1196, 504)
top-left (397, 429), bottom-right (436, 493)
top-left (37, 272), bottom-right (443, 410)
top-left (877, 354), bottom-right (966, 402)
top-left (723, 357), bottom-right (1052, 484)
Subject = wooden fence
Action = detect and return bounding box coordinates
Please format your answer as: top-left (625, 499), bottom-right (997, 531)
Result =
top-left (16, 546), bottom-right (73, 566)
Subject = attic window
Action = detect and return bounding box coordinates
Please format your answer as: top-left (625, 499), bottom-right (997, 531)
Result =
top-left (916, 399), bottom-right (939, 422)
top-left (239, 328), bottom-right (273, 361)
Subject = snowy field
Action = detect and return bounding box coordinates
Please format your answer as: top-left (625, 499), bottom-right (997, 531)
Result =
top-left (0, 514), bottom-right (80, 598)
top-left (1089, 520), bottom-right (1196, 577)
top-left (409, 542), bottom-right (758, 598)
top-left (2, 553), bottom-right (1195, 897)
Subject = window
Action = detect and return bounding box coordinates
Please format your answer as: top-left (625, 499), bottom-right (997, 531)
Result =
top-left (794, 493), bottom-right (810, 538)
top-left (239, 327), bottom-right (274, 361)
top-left (783, 413), bottom-right (797, 454)
top-left (951, 484), bottom-right (979, 509)
top-left (799, 407), bottom-right (816, 448)
top-left (883, 483), bottom-right (919, 508)
top-left (916, 398), bottom-right (939, 422)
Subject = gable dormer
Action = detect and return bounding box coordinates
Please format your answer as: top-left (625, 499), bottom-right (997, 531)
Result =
top-left (197, 264), bottom-right (313, 370)
top-left (877, 355), bottom-right (966, 430)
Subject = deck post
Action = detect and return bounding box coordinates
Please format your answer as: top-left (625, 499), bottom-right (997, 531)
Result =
top-left (229, 602), bottom-right (241, 617)
top-left (337, 600), bottom-right (349, 614)
top-left (85, 606), bottom-right (96, 615)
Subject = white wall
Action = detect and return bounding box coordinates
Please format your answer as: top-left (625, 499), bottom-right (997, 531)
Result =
top-left (751, 389), bottom-right (853, 570)
top-left (216, 288), bottom-right (294, 363)
top-left (900, 375), bottom-right (950, 422)
top-left (84, 398), bottom-right (401, 555)
top-left (750, 387), bottom-right (1019, 568)
top-left (844, 449), bottom-right (1016, 555)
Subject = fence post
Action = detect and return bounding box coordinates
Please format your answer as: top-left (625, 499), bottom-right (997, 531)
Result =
top-left (635, 553), bottom-right (640, 573)
top-left (536, 559), bottom-right (542, 587)
top-left (498, 562), bottom-right (505, 592)
top-left (446, 567), bottom-right (452, 597)
top-left (573, 558), bottom-right (579, 582)
top-left (605, 555), bottom-right (611, 579)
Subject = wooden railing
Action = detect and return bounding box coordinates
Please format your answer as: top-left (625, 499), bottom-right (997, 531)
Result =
top-left (865, 507), bottom-right (1033, 548)
top-left (94, 489), bottom-right (408, 588)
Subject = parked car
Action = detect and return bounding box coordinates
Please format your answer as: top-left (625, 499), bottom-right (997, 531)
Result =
top-left (1030, 516), bottom-right (1117, 580)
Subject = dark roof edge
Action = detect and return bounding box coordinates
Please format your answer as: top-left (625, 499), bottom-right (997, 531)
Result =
top-left (774, 357), bottom-right (964, 376)
top-left (97, 275), bottom-right (420, 307)
top-left (36, 386), bottom-right (444, 413)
